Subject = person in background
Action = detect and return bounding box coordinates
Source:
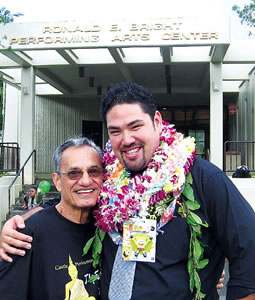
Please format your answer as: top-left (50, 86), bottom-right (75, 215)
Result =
top-left (22, 186), bottom-right (37, 210)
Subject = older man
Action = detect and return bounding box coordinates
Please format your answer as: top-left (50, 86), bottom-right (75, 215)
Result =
top-left (0, 137), bottom-right (102, 300)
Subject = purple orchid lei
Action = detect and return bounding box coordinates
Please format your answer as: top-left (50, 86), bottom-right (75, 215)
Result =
top-left (94, 121), bottom-right (197, 233)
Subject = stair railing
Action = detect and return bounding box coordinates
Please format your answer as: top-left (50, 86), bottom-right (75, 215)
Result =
top-left (224, 141), bottom-right (255, 174)
top-left (8, 150), bottom-right (36, 215)
top-left (0, 142), bottom-right (20, 173)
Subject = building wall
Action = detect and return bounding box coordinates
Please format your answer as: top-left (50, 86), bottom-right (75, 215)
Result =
top-left (236, 73), bottom-right (255, 141)
top-left (230, 72), bottom-right (255, 171)
top-left (230, 178), bottom-right (255, 212)
top-left (35, 96), bottom-right (102, 175)
top-left (0, 176), bottom-right (21, 226)
top-left (2, 84), bottom-right (20, 143)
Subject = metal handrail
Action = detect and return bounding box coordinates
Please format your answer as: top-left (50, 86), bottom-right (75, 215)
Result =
top-left (0, 142), bottom-right (20, 173)
top-left (8, 149), bottom-right (36, 214)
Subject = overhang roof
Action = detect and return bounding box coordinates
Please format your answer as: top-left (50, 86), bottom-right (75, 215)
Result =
top-left (1, 18), bottom-right (255, 107)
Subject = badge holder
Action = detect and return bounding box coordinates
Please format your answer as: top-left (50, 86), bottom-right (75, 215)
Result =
top-left (122, 218), bottom-right (157, 262)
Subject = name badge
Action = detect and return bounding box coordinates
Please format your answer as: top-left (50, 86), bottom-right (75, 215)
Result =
top-left (122, 218), bottom-right (156, 262)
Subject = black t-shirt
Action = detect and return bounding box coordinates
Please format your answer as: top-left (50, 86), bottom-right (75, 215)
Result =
top-left (0, 206), bottom-right (100, 300)
top-left (100, 158), bottom-right (255, 300)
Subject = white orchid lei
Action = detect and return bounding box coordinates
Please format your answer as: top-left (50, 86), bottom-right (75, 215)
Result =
top-left (83, 121), bottom-right (209, 300)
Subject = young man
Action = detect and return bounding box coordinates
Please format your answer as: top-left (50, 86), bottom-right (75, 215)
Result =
top-left (97, 82), bottom-right (255, 300)
top-left (1, 82), bottom-right (254, 299)
top-left (0, 137), bottom-right (102, 300)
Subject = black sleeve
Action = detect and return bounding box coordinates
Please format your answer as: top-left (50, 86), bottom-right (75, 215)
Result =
top-left (194, 161), bottom-right (255, 299)
top-left (0, 227), bottom-right (33, 299)
top-left (39, 197), bottom-right (60, 208)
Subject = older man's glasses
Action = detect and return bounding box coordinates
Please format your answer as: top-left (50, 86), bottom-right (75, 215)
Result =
top-left (58, 168), bottom-right (103, 180)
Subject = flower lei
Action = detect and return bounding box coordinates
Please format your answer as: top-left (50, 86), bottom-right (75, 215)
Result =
top-left (83, 121), bottom-right (209, 300)
top-left (94, 121), bottom-right (195, 232)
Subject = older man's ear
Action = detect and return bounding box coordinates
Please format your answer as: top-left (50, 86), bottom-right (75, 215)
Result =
top-left (52, 173), bottom-right (61, 192)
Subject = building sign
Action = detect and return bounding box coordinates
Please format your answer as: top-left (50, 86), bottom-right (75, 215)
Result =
top-left (2, 17), bottom-right (229, 50)
top-left (228, 104), bottom-right (237, 115)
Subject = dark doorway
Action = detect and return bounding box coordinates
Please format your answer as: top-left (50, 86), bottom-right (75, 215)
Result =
top-left (159, 106), bottom-right (210, 159)
top-left (159, 105), bottom-right (229, 161)
top-left (82, 120), bottom-right (103, 148)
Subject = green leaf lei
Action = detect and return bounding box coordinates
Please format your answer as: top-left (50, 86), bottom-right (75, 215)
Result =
top-left (83, 172), bottom-right (209, 299)
top-left (83, 226), bottom-right (105, 269)
top-left (179, 172), bottom-right (209, 300)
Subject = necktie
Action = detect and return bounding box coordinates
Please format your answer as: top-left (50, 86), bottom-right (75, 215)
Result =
top-left (108, 244), bottom-right (136, 300)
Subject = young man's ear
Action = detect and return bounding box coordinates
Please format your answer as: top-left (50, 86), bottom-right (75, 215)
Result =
top-left (154, 111), bottom-right (163, 132)
top-left (52, 173), bottom-right (61, 192)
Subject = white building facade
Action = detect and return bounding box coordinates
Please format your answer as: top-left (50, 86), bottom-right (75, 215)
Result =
top-left (0, 16), bottom-right (255, 220)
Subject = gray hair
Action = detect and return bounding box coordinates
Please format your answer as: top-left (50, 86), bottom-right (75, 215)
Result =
top-left (52, 137), bottom-right (102, 173)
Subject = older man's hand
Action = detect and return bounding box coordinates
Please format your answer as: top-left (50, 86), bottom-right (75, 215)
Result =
top-left (217, 270), bottom-right (225, 293)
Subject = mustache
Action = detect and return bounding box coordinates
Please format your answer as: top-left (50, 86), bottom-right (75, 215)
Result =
top-left (120, 142), bottom-right (143, 152)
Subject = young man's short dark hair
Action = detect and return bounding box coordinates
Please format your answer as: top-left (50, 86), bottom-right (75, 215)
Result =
top-left (100, 82), bottom-right (157, 124)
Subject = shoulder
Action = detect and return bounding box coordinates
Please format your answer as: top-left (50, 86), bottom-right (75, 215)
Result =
top-left (190, 158), bottom-right (248, 210)
top-left (40, 197), bottom-right (60, 208)
top-left (24, 206), bottom-right (56, 229)
top-left (192, 157), bottom-right (222, 175)
top-left (190, 157), bottom-right (240, 199)
top-left (191, 157), bottom-right (229, 185)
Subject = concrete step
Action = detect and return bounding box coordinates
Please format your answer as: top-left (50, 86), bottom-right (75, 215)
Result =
top-left (2, 178), bottom-right (60, 227)
top-left (9, 208), bottom-right (25, 216)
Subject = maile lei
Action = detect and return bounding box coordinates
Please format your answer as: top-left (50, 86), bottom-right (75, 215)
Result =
top-left (83, 121), bottom-right (209, 300)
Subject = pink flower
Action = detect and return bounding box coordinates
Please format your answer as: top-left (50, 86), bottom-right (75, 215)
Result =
top-left (135, 184), bottom-right (146, 194)
top-left (103, 152), bottom-right (117, 165)
top-left (121, 185), bottom-right (129, 194)
top-left (160, 190), bottom-right (166, 200)
top-left (161, 209), bottom-right (174, 224)
top-left (143, 175), bottom-right (152, 183)
top-left (117, 193), bottom-right (124, 201)
top-left (126, 198), bottom-right (141, 212)
top-left (149, 161), bottom-right (161, 171)
top-left (162, 121), bottom-right (170, 126)
top-left (171, 175), bottom-right (178, 184)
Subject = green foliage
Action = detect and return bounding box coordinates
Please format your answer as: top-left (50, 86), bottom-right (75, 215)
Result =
top-left (232, 1), bottom-right (255, 29)
top-left (250, 172), bottom-right (255, 178)
top-left (83, 226), bottom-right (106, 272)
top-left (0, 7), bottom-right (23, 24)
top-left (178, 174), bottom-right (209, 300)
top-left (0, 7), bottom-right (23, 134)
top-left (87, 273), bottom-right (100, 283)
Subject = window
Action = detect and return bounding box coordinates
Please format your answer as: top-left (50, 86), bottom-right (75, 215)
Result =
top-left (188, 129), bottom-right (205, 158)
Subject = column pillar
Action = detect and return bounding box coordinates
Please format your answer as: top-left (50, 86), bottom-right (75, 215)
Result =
top-left (20, 67), bottom-right (35, 183)
top-left (210, 62), bottom-right (223, 169)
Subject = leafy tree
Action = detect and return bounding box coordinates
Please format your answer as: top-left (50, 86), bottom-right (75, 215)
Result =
top-left (232, 1), bottom-right (255, 28)
top-left (0, 7), bottom-right (23, 24)
top-left (0, 7), bottom-right (23, 136)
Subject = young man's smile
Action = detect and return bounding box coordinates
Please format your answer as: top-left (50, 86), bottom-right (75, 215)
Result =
top-left (121, 143), bottom-right (143, 160)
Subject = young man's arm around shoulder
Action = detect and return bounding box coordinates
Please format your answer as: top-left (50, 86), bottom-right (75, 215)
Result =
top-left (0, 207), bottom-right (42, 262)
